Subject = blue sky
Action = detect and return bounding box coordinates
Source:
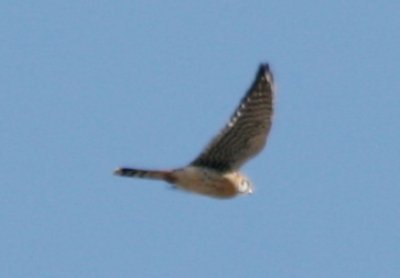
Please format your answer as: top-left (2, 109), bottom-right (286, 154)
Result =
top-left (1, 1), bottom-right (399, 277)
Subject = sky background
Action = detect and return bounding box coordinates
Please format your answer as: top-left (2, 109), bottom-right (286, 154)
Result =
top-left (1, 1), bottom-right (399, 277)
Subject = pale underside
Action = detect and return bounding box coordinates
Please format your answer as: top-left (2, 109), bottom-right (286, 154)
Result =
top-left (171, 167), bottom-right (247, 199)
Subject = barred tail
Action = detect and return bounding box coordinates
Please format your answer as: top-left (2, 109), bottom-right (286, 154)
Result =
top-left (114, 167), bottom-right (176, 183)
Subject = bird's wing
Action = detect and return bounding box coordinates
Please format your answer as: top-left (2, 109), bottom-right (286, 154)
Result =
top-left (190, 64), bottom-right (275, 172)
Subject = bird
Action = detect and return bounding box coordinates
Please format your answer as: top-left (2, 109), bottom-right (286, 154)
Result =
top-left (114, 63), bottom-right (275, 199)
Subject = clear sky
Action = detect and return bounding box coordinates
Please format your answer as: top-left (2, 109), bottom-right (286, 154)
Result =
top-left (1, 1), bottom-right (399, 277)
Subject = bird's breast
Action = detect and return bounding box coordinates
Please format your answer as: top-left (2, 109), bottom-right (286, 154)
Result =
top-left (171, 166), bottom-right (238, 198)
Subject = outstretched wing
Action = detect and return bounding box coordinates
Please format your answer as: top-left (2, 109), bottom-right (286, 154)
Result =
top-left (190, 64), bottom-right (275, 172)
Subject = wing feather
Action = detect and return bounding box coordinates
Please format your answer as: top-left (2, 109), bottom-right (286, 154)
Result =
top-left (190, 64), bottom-right (275, 172)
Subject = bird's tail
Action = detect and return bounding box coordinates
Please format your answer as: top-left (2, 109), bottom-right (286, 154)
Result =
top-left (114, 167), bottom-right (176, 183)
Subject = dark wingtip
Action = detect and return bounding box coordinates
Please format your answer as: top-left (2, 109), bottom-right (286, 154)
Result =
top-left (259, 63), bottom-right (271, 75)
top-left (258, 63), bottom-right (273, 83)
top-left (260, 63), bottom-right (270, 72)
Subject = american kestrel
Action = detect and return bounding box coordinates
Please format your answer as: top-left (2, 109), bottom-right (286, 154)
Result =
top-left (114, 63), bottom-right (275, 199)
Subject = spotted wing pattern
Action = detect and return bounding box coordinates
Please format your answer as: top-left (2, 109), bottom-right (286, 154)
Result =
top-left (190, 64), bottom-right (274, 172)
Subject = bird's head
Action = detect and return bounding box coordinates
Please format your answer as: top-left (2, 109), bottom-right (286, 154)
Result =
top-left (236, 175), bottom-right (254, 195)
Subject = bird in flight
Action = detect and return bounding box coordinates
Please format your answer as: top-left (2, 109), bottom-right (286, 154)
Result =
top-left (114, 63), bottom-right (275, 199)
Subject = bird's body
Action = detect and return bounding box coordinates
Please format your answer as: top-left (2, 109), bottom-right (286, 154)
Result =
top-left (115, 166), bottom-right (250, 199)
top-left (114, 63), bottom-right (275, 199)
